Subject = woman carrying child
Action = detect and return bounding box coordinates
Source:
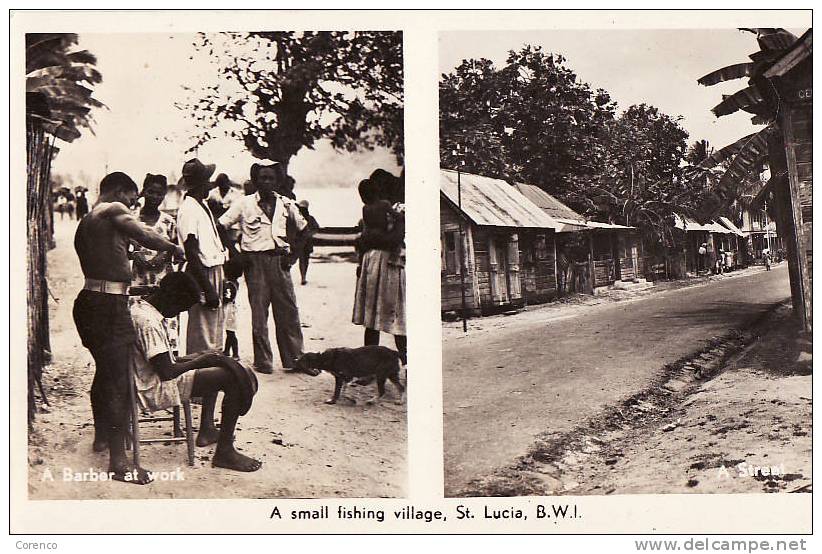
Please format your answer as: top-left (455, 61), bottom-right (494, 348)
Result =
top-left (352, 169), bottom-right (407, 365)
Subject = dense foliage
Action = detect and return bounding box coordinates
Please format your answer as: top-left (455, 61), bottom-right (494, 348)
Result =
top-left (180, 31), bottom-right (404, 174)
top-left (440, 46), bottom-right (706, 245)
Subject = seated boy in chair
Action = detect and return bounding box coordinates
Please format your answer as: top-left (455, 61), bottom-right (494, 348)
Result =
top-left (128, 272), bottom-right (261, 484)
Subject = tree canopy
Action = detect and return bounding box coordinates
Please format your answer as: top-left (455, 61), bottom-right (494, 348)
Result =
top-left (440, 45), bottom-right (701, 244)
top-left (179, 31), bottom-right (404, 174)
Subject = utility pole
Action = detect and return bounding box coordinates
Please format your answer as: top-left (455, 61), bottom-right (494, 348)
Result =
top-left (457, 155), bottom-right (468, 333)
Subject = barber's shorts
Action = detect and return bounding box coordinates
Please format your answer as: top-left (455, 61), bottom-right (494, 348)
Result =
top-left (73, 290), bottom-right (136, 352)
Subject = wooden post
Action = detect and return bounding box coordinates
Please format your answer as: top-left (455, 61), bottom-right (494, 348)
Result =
top-left (588, 232), bottom-right (595, 293)
top-left (457, 168), bottom-right (468, 332)
top-left (781, 106), bottom-right (812, 331)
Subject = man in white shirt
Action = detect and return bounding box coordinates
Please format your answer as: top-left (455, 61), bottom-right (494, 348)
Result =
top-left (207, 173), bottom-right (242, 217)
top-left (218, 162), bottom-right (307, 373)
top-left (177, 158), bottom-right (228, 445)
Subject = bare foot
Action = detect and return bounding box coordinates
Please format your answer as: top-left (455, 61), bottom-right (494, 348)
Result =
top-left (212, 447), bottom-right (262, 472)
top-left (196, 426), bottom-right (220, 447)
top-left (111, 464), bottom-right (153, 485)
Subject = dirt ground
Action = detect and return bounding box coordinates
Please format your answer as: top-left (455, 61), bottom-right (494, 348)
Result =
top-left (458, 303), bottom-right (811, 497)
top-left (442, 264), bottom-right (793, 496)
top-left (559, 303), bottom-right (812, 495)
top-left (28, 217), bottom-right (407, 499)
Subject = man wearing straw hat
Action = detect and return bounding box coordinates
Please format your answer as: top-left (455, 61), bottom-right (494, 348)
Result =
top-left (177, 158), bottom-right (229, 446)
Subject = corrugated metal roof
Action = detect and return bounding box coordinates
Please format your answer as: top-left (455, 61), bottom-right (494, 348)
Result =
top-left (512, 182), bottom-right (586, 223)
top-left (718, 217), bottom-right (745, 237)
top-left (674, 214), bottom-right (714, 232)
top-left (674, 214), bottom-right (734, 234)
top-left (706, 221), bottom-right (735, 234)
top-left (555, 219), bottom-right (591, 233)
top-left (587, 221), bottom-right (635, 230)
top-left (440, 169), bottom-right (559, 229)
top-left (514, 182), bottom-right (635, 232)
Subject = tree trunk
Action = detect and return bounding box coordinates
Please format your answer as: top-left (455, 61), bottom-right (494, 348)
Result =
top-left (27, 119), bottom-right (53, 425)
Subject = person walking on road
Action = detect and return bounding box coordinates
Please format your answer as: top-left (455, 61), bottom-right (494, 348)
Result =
top-left (294, 199), bottom-right (320, 285)
top-left (75, 190), bottom-right (89, 220)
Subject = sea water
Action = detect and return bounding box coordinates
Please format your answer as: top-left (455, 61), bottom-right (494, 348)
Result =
top-left (296, 186), bottom-right (362, 228)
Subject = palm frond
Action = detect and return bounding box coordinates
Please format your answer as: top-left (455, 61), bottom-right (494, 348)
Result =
top-left (25, 33), bottom-right (104, 142)
top-left (711, 84), bottom-right (765, 117)
top-left (713, 126), bottom-right (773, 199)
top-left (699, 132), bottom-right (758, 168)
top-left (66, 50), bottom-right (98, 66)
top-left (698, 63), bottom-right (754, 86)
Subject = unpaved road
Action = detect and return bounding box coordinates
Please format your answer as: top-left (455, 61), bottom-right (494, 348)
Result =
top-left (443, 265), bottom-right (791, 496)
top-left (28, 217), bottom-right (406, 499)
top-left (559, 304), bottom-right (812, 496)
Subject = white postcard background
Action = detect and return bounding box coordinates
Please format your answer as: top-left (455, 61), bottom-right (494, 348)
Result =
top-left (9, 8), bottom-right (814, 534)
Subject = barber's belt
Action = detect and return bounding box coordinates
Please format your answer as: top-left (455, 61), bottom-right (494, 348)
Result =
top-left (83, 278), bottom-right (130, 295)
top-left (248, 248), bottom-right (290, 256)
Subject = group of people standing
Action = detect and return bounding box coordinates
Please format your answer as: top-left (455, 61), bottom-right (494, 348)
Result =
top-left (54, 189), bottom-right (89, 221)
top-left (71, 157), bottom-right (406, 484)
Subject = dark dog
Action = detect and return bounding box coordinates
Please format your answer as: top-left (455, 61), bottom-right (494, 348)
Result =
top-left (294, 346), bottom-right (405, 405)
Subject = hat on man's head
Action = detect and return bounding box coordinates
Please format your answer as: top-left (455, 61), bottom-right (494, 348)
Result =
top-left (250, 161), bottom-right (281, 182)
top-left (369, 168), bottom-right (402, 203)
top-left (297, 199), bottom-right (309, 209)
top-left (143, 173), bottom-right (168, 190)
top-left (181, 158), bottom-right (216, 186)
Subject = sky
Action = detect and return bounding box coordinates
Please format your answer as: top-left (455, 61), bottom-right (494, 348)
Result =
top-left (439, 28), bottom-right (810, 153)
top-left (51, 33), bottom-right (401, 192)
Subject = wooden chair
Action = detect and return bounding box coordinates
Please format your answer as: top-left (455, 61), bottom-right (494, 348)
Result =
top-left (126, 364), bottom-right (196, 467)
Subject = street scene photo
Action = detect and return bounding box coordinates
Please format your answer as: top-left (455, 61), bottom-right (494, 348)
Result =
top-left (26, 31), bottom-right (407, 499)
top-left (439, 27), bottom-right (812, 497)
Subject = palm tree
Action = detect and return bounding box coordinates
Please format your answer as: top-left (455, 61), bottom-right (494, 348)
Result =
top-left (26, 33), bottom-right (104, 425)
top-left (698, 28), bottom-right (813, 330)
top-left (695, 28), bottom-right (798, 209)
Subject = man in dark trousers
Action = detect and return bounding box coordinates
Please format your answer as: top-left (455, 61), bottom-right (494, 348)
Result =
top-left (218, 162), bottom-right (307, 373)
top-left (73, 171), bottom-right (184, 484)
top-left (294, 199), bottom-right (320, 285)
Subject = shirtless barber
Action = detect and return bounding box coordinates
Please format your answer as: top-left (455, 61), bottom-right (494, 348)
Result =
top-left (73, 171), bottom-right (185, 484)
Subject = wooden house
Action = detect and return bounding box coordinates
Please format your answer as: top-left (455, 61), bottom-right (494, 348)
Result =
top-left (515, 183), bottom-right (644, 290)
top-left (740, 207), bottom-right (782, 263)
top-left (717, 216), bottom-right (747, 269)
top-left (706, 220), bottom-right (740, 270)
top-left (440, 169), bottom-right (560, 315)
top-left (673, 215), bottom-right (738, 274)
